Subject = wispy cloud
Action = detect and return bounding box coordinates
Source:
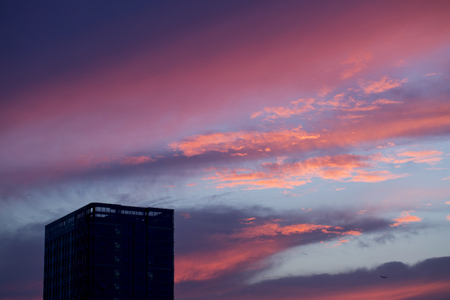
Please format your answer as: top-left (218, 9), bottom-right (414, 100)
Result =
top-left (359, 76), bottom-right (408, 94)
top-left (204, 154), bottom-right (407, 190)
top-left (341, 51), bottom-right (373, 79)
top-left (169, 128), bottom-right (320, 157)
top-left (380, 150), bottom-right (443, 165)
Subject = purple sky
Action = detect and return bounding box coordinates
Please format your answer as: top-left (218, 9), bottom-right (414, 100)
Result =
top-left (1, 1), bottom-right (450, 299)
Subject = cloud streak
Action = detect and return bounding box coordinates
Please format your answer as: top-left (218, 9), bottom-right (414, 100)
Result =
top-left (204, 154), bottom-right (407, 190)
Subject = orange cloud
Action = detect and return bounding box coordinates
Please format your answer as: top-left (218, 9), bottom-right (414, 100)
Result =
top-left (446, 215), bottom-right (450, 221)
top-left (359, 76), bottom-right (408, 94)
top-left (229, 222), bottom-right (334, 239)
top-left (330, 238), bottom-right (350, 247)
top-left (206, 154), bottom-right (406, 189)
top-left (262, 98), bottom-right (315, 120)
top-left (390, 211), bottom-right (422, 227)
top-left (169, 95), bottom-right (450, 160)
top-left (170, 128), bottom-right (320, 157)
top-left (175, 219), bottom-right (364, 283)
top-left (175, 240), bottom-right (282, 282)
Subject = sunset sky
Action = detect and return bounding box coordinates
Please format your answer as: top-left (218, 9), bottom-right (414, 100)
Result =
top-left (1, 0), bottom-right (450, 299)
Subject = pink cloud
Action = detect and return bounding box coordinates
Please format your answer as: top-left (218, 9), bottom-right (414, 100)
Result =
top-left (170, 128), bottom-right (320, 157)
top-left (377, 142), bottom-right (396, 149)
top-left (390, 211), bottom-right (422, 227)
top-left (359, 76), bottom-right (408, 94)
top-left (205, 154), bottom-right (406, 190)
top-left (180, 212), bottom-right (191, 219)
top-left (262, 99), bottom-right (315, 120)
top-left (341, 51), bottom-right (373, 79)
top-left (380, 150), bottom-right (443, 165)
top-left (120, 156), bottom-right (154, 165)
top-left (373, 99), bottom-right (403, 105)
top-left (251, 111), bottom-right (263, 119)
top-left (318, 85), bottom-right (333, 97)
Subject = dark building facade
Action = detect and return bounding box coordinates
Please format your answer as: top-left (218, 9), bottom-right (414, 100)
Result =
top-left (44, 203), bottom-right (174, 300)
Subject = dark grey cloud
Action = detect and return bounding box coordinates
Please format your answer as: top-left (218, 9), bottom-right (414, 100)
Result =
top-left (0, 223), bottom-right (45, 300)
top-left (176, 256), bottom-right (450, 300)
top-left (0, 204), bottom-right (444, 299)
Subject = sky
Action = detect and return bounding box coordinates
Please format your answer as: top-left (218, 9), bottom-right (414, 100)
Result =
top-left (1, 0), bottom-right (450, 299)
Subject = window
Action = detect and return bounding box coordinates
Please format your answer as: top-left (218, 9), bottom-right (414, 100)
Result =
top-left (115, 270), bottom-right (120, 278)
top-left (115, 256), bottom-right (120, 262)
top-left (114, 284), bottom-right (119, 290)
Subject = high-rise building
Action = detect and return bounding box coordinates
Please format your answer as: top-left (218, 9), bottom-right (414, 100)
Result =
top-left (43, 203), bottom-right (174, 300)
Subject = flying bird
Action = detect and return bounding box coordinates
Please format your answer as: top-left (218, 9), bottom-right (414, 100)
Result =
top-left (380, 275), bottom-right (388, 279)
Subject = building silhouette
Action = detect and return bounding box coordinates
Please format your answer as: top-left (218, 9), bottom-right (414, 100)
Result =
top-left (44, 203), bottom-right (174, 300)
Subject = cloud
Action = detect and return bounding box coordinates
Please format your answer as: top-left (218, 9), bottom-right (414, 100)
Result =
top-left (228, 222), bottom-right (335, 239)
top-left (175, 239), bottom-right (282, 283)
top-left (176, 253), bottom-right (450, 300)
top-left (390, 211), bottom-right (422, 227)
top-left (78, 154), bottom-right (155, 166)
top-left (341, 51), bottom-right (373, 79)
top-left (262, 98), bottom-right (315, 120)
top-left (169, 128), bottom-right (320, 157)
top-left (373, 233), bottom-right (395, 245)
top-left (168, 93), bottom-right (450, 160)
top-left (372, 99), bottom-right (403, 105)
top-left (380, 150), bottom-right (443, 165)
top-left (180, 212), bottom-right (191, 219)
top-left (318, 85), bottom-right (332, 97)
top-left (0, 226), bottom-right (45, 300)
top-left (205, 154), bottom-right (406, 190)
top-left (376, 142), bottom-right (396, 149)
top-left (359, 76), bottom-right (408, 94)
top-left (173, 206), bottom-right (393, 285)
top-left (251, 111), bottom-right (263, 119)
top-left (120, 156), bottom-right (154, 165)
